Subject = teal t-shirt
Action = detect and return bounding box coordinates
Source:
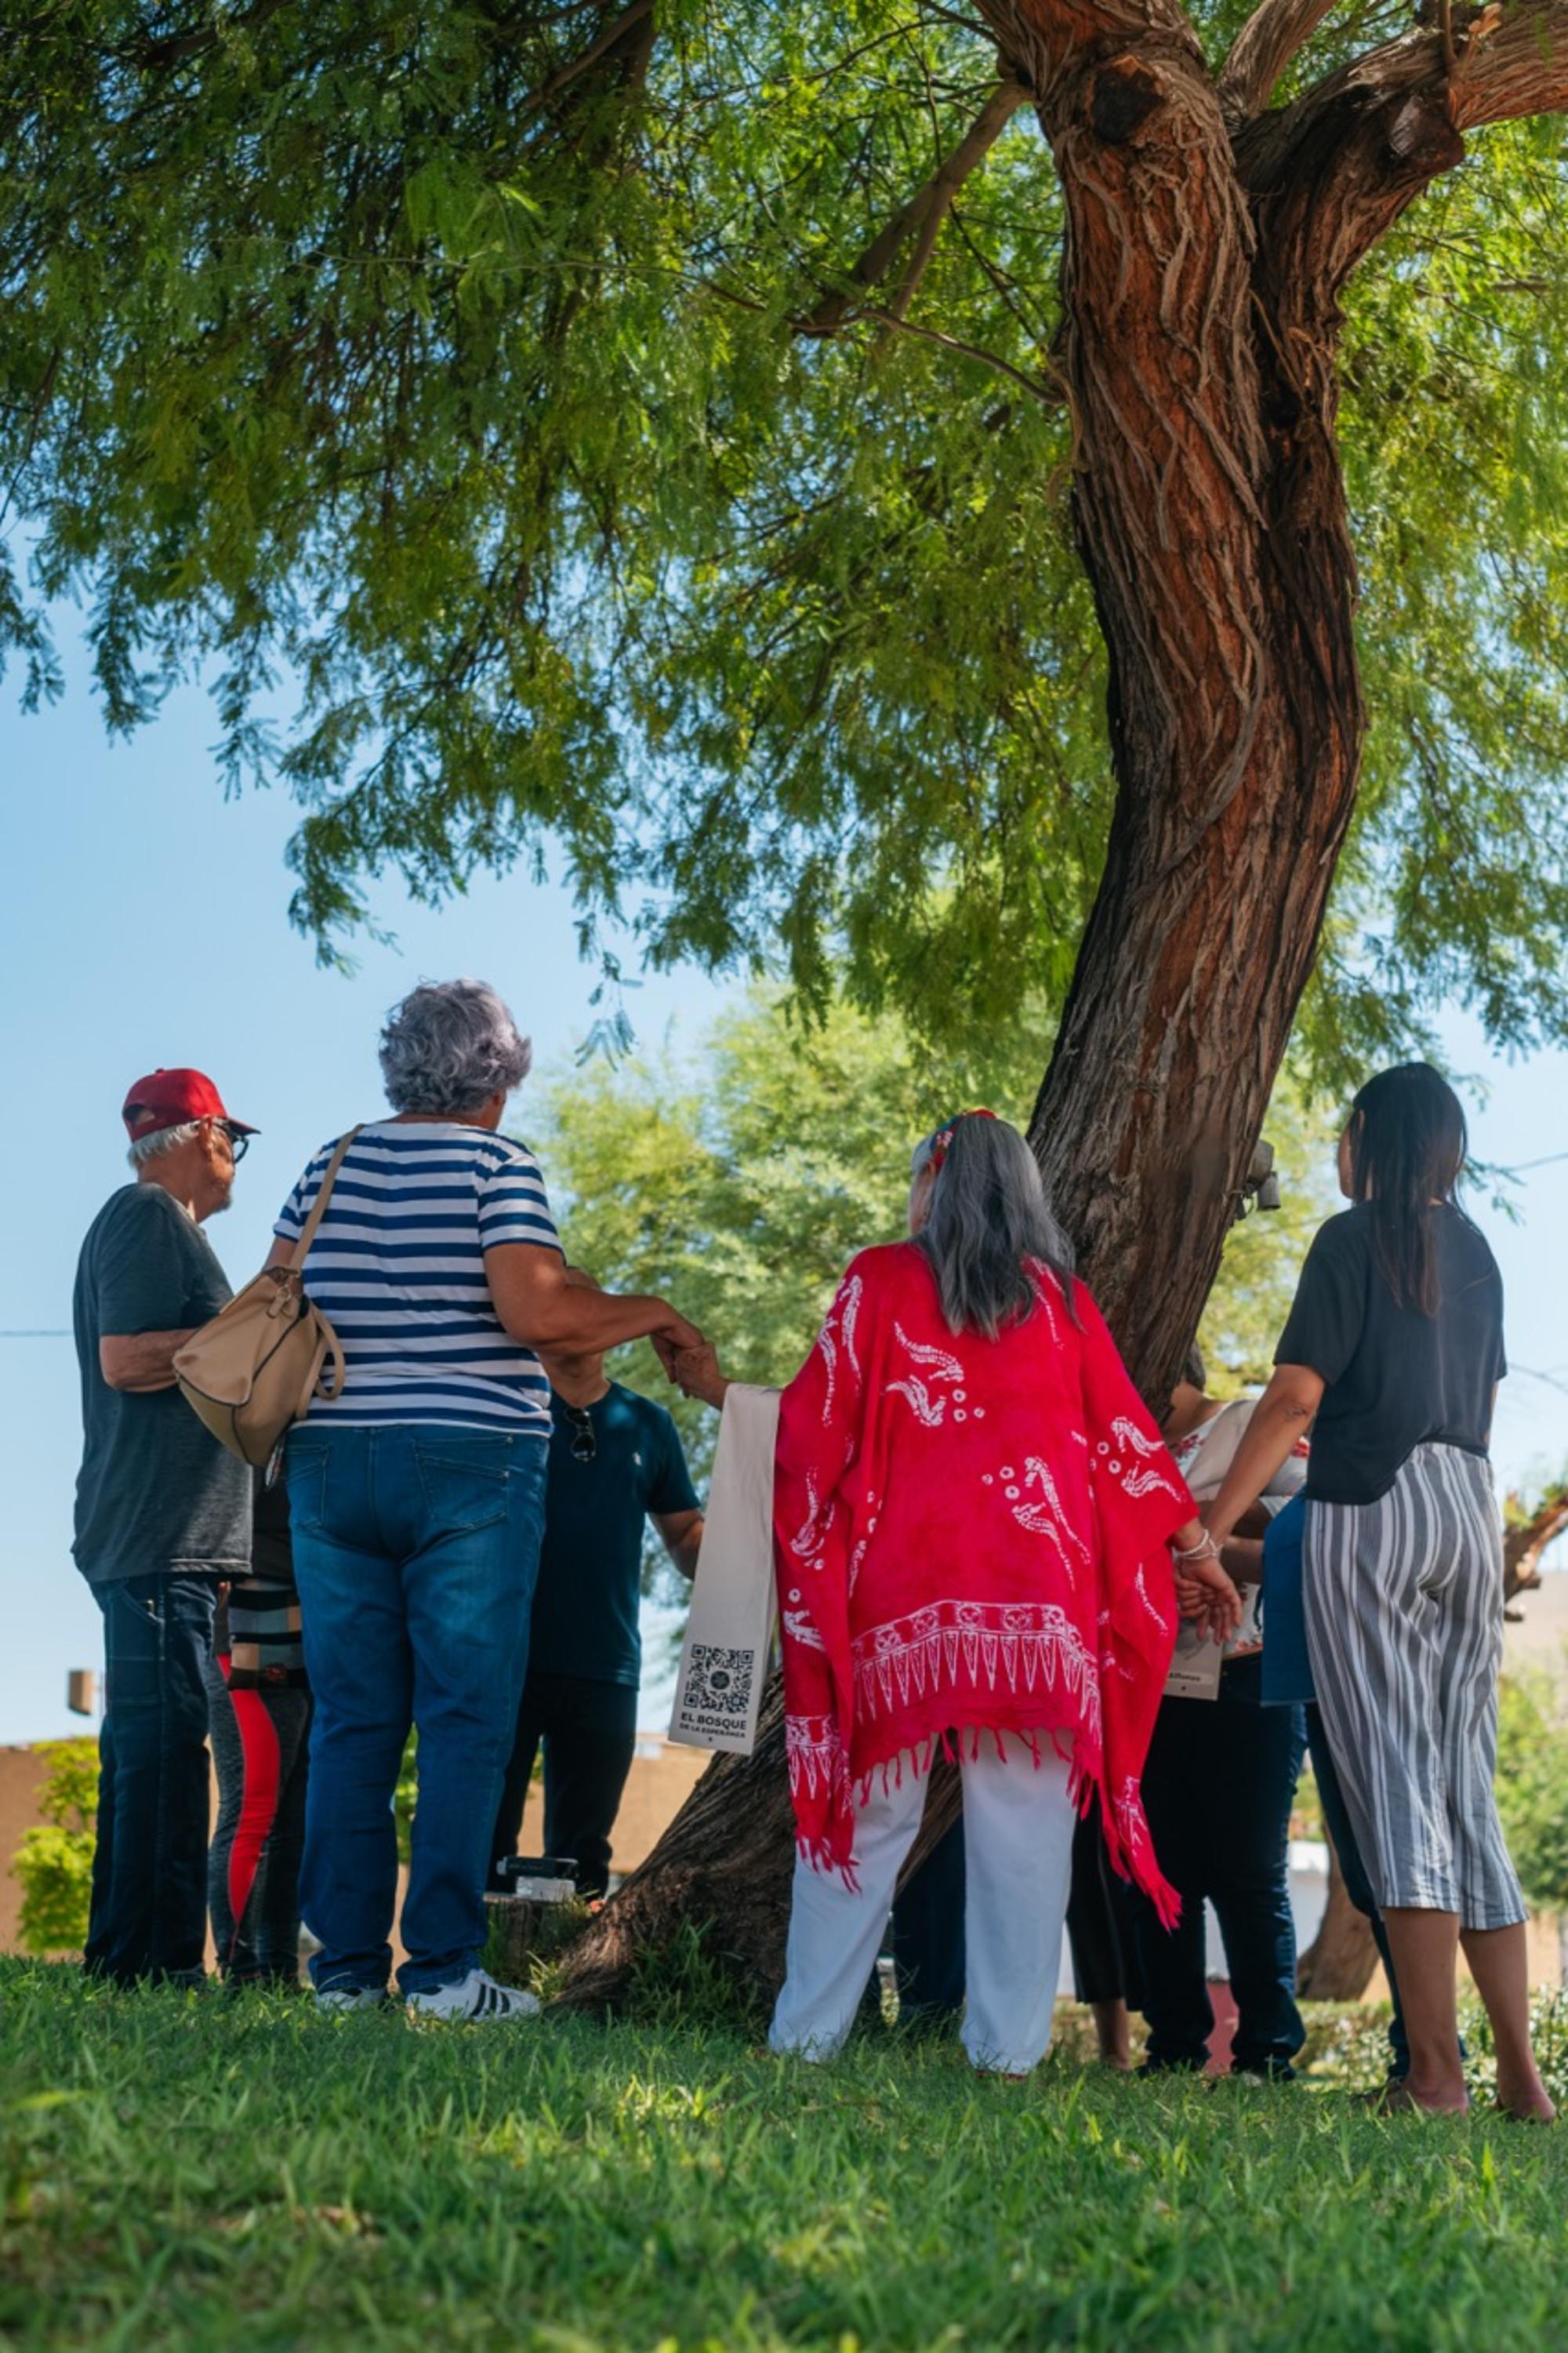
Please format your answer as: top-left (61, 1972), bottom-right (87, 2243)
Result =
top-left (527, 1383), bottom-right (701, 1688)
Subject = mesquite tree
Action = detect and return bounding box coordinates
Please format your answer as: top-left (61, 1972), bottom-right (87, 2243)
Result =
top-left (4, 2), bottom-right (1567, 1991)
top-left (989, 0), bottom-right (1568, 1374)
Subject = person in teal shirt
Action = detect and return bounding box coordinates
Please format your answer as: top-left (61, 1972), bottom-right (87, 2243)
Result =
top-left (488, 1342), bottom-right (703, 1897)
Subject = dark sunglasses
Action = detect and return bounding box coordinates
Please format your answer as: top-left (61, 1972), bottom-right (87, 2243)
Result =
top-left (564, 1406), bottom-right (597, 1464)
top-left (216, 1120), bottom-right (250, 1164)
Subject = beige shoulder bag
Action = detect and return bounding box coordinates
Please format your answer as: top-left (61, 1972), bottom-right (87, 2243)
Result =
top-left (174, 1127), bottom-right (362, 1466)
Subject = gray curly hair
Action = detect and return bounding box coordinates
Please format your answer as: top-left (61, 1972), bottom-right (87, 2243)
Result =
top-left (379, 979), bottom-right (532, 1116)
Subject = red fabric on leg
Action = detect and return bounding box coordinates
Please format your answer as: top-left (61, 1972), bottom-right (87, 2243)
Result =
top-left (221, 1659), bottom-right (283, 1959)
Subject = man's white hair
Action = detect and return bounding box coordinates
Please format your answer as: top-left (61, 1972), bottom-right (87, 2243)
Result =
top-left (127, 1120), bottom-right (202, 1170)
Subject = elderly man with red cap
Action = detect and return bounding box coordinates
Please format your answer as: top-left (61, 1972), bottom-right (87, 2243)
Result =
top-left (72, 1068), bottom-right (257, 1988)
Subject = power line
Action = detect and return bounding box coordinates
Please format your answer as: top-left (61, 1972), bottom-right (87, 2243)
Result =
top-left (0, 1329), bottom-right (70, 1338)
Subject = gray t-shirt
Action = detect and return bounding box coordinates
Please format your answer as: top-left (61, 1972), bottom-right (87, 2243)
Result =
top-left (72, 1184), bottom-right (252, 1584)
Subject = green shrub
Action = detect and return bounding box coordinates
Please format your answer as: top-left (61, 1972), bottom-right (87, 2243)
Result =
top-left (10, 1739), bottom-right (98, 1954)
top-left (1496, 1665), bottom-right (1568, 1912)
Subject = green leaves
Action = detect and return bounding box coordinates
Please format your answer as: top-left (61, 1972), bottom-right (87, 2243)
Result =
top-left (9, 1738), bottom-right (99, 1955)
top-left (1495, 1665), bottom-right (1568, 1910)
top-left (1, 2), bottom-right (1566, 1066)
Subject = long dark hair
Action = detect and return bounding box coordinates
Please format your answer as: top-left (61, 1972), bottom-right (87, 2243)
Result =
top-left (912, 1113), bottom-right (1080, 1338)
top-left (1345, 1062), bottom-right (1468, 1315)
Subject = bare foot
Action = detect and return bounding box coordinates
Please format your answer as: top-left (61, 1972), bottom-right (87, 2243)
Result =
top-left (1096, 2053), bottom-right (1133, 2072)
top-left (1494, 2081), bottom-right (1557, 2123)
top-left (1365, 2079), bottom-right (1469, 2116)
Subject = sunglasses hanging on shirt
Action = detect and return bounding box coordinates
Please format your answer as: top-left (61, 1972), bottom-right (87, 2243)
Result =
top-left (564, 1406), bottom-right (597, 1463)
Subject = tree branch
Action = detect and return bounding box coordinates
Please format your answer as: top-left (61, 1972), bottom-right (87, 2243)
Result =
top-left (1504, 1491), bottom-right (1568, 1606)
top-left (115, 0), bottom-right (294, 71)
top-left (519, 0), bottom-right (655, 122)
top-left (1240, 0), bottom-right (1568, 206)
top-left (802, 78), bottom-right (1032, 332)
top-left (1448, 0), bottom-right (1568, 126)
top-left (1218, 0), bottom-right (1343, 124)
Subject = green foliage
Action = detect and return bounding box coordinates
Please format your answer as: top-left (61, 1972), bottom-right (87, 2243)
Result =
top-left (535, 976), bottom-right (1047, 1432)
top-left (394, 1732), bottom-right (418, 1868)
top-left (532, 974), bottom-right (1339, 1615)
top-left (9, 1741), bottom-right (98, 1956)
top-left (1200, 1080), bottom-right (1341, 1389)
top-left (1496, 1664), bottom-right (1568, 1912)
top-left (5, 1960), bottom-right (1568, 2348)
top-left (2, 6), bottom-right (1566, 1077)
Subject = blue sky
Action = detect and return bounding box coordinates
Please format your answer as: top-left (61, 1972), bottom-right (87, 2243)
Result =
top-left (3, 624), bottom-right (1566, 1744)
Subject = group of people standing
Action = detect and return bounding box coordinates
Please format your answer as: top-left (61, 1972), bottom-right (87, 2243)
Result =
top-left (73, 985), bottom-right (705, 2017)
top-left (70, 978), bottom-right (1553, 2117)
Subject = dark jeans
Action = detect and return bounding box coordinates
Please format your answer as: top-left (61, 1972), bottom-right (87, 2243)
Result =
top-left (1066, 1800), bottom-right (1145, 2010)
top-left (85, 1572), bottom-right (218, 1988)
top-left (287, 1424), bottom-right (547, 1995)
top-left (888, 1811), bottom-right (967, 2021)
top-left (205, 1652), bottom-right (312, 1982)
top-left (488, 1671), bottom-right (639, 1901)
top-left (1305, 1703), bottom-right (1410, 2078)
top-left (1131, 1654), bottom-right (1308, 2075)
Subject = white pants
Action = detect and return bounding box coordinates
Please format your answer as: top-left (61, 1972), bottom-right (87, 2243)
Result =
top-left (769, 1734), bottom-right (1076, 2075)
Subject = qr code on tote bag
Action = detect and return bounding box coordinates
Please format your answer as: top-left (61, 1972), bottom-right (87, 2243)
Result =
top-left (682, 1644), bottom-right (753, 1717)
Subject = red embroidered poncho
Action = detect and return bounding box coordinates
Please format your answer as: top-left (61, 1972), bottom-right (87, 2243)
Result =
top-left (773, 1241), bottom-right (1193, 1921)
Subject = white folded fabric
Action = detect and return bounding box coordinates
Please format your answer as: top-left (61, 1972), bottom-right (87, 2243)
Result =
top-left (668, 1382), bottom-right (782, 1756)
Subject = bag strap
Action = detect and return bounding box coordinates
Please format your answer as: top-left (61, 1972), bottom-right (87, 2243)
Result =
top-left (307, 1306), bottom-right (347, 1409)
top-left (289, 1126), bottom-right (364, 1269)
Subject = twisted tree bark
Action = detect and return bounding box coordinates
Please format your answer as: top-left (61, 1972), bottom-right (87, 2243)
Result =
top-left (1296, 1838), bottom-right (1380, 2002)
top-left (552, 0), bottom-right (1568, 2010)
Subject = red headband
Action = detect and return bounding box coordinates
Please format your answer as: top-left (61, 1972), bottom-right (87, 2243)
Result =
top-left (924, 1107), bottom-right (998, 1175)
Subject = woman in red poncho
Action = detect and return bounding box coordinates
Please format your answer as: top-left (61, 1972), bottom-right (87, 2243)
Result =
top-left (764, 1111), bottom-right (1238, 2075)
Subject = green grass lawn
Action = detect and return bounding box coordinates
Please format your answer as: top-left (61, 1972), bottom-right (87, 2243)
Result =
top-left (3, 1959), bottom-right (1568, 2351)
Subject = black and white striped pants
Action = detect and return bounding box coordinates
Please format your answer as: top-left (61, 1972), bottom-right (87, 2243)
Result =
top-left (1304, 1442), bottom-right (1525, 1931)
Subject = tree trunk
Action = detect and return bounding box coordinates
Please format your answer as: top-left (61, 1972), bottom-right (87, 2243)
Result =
top-left (554, 0), bottom-right (1554, 2007)
top-left (552, 1675), bottom-right (963, 2012)
top-left (1295, 1837), bottom-right (1380, 2001)
top-left (1504, 1493), bottom-right (1568, 1607)
top-left (989, 2), bottom-right (1464, 1399)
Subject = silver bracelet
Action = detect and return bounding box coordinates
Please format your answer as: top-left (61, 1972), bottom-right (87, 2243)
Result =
top-left (1172, 1534), bottom-right (1220, 1563)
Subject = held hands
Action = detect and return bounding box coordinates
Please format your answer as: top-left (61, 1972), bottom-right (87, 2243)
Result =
top-left (1175, 1554), bottom-right (1243, 1643)
top-left (1170, 1520), bottom-right (1243, 1644)
top-left (648, 1309), bottom-right (704, 1372)
top-left (667, 1338), bottom-right (730, 1411)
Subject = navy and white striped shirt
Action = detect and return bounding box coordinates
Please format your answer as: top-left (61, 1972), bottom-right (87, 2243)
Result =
top-left (273, 1123), bottom-right (562, 1436)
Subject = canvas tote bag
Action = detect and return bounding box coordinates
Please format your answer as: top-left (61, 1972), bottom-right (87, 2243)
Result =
top-left (669, 1382), bottom-right (782, 1756)
top-left (173, 1126), bottom-right (361, 1466)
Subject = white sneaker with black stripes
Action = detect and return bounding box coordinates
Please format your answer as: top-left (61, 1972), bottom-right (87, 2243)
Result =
top-left (405, 1969), bottom-right (540, 2024)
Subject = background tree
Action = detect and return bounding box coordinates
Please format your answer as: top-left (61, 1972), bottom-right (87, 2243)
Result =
top-left (4, 0), bottom-right (1568, 1396)
top-left (532, 973), bottom-right (1333, 1588)
top-left (9, 1740), bottom-right (97, 1956)
top-left (1495, 1660), bottom-right (1568, 1920)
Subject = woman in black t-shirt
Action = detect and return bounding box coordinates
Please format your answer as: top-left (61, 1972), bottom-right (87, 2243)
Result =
top-left (1200, 1064), bottom-right (1552, 2121)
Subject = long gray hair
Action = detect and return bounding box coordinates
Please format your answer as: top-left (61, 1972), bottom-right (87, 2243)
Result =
top-left (912, 1112), bottom-right (1079, 1339)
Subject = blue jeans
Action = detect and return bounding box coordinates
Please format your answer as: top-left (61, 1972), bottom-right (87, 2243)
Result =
top-left (287, 1425), bottom-right (548, 1995)
top-left (1131, 1654), bottom-right (1308, 2075)
top-left (85, 1572), bottom-right (218, 1988)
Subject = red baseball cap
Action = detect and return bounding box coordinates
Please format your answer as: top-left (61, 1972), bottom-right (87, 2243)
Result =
top-left (121, 1069), bottom-right (259, 1144)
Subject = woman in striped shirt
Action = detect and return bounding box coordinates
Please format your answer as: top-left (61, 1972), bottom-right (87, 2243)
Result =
top-left (267, 979), bottom-right (702, 2023)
